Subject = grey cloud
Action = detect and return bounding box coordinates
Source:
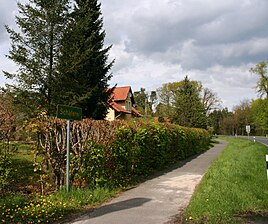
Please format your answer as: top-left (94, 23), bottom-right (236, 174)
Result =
top-left (195, 1), bottom-right (268, 45)
top-left (176, 37), bottom-right (268, 70)
top-left (1, 0), bottom-right (266, 109)
top-left (0, 0), bottom-right (18, 42)
top-left (102, 0), bottom-right (268, 70)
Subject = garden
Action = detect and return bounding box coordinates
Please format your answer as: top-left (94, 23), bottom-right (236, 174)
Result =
top-left (0, 114), bottom-right (211, 223)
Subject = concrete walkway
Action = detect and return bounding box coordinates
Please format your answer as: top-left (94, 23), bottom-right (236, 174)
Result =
top-left (68, 140), bottom-right (227, 224)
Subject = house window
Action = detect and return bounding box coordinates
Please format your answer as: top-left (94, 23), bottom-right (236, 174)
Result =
top-left (126, 100), bottom-right (131, 112)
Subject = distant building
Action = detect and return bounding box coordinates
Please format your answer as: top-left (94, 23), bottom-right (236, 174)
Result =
top-left (105, 86), bottom-right (142, 121)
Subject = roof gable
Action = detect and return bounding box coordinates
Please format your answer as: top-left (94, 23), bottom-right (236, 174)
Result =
top-left (110, 86), bottom-right (131, 101)
top-left (110, 102), bottom-right (131, 113)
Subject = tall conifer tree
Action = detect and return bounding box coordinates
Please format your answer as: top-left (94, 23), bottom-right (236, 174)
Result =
top-left (59, 0), bottom-right (114, 119)
top-left (5, 0), bottom-right (113, 119)
top-left (4, 0), bottom-right (70, 116)
top-left (174, 76), bottom-right (207, 129)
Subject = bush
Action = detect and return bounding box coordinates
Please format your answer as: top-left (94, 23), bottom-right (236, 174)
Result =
top-left (0, 143), bottom-right (14, 195)
top-left (27, 117), bottom-right (211, 189)
top-left (81, 121), bottom-right (211, 187)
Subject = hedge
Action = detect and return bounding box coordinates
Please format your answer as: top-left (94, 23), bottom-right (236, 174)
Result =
top-left (80, 120), bottom-right (211, 187)
top-left (28, 117), bottom-right (211, 190)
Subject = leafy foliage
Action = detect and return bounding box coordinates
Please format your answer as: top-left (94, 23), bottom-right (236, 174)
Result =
top-left (5, 0), bottom-right (113, 119)
top-left (250, 98), bottom-right (268, 135)
top-left (209, 98), bottom-right (268, 136)
top-left (173, 76), bottom-right (207, 128)
top-left (250, 60), bottom-right (268, 98)
top-left (4, 0), bottom-right (70, 116)
top-left (134, 88), bottom-right (157, 117)
top-left (26, 116), bottom-right (124, 190)
top-left (208, 108), bottom-right (233, 135)
top-left (0, 93), bottom-right (17, 195)
top-left (27, 117), bottom-right (211, 190)
top-left (155, 76), bottom-right (220, 128)
top-left (0, 145), bottom-right (14, 196)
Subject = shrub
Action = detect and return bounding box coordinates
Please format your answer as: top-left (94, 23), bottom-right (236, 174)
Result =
top-left (0, 143), bottom-right (14, 195)
top-left (27, 117), bottom-right (211, 190)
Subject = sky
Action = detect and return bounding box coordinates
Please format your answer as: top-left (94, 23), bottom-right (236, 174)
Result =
top-left (1, 0), bottom-right (268, 110)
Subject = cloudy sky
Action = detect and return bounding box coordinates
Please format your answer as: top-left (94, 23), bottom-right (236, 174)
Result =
top-left (1, 0), bottom-right (268, 110)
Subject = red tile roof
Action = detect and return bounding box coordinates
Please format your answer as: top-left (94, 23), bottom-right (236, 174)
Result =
top-left (110, 102), bottom-right (130, 113)
top-left (107, 86), bottom-right (142, 117)
top-left (109, 86), bottom-right (131, 101)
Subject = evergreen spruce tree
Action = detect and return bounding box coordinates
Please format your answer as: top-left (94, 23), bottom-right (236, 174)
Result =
top-left (4, 0), bottom-right (70, 116)
top-left (174, 76), bottom-right (207, 129)
top-left (58, 0), bottom-right (114, 119)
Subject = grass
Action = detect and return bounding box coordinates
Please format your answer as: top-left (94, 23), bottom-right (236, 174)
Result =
top-left (4, 138), bottom-right (267, 223)
top-left (10, 143), bottom-right (41, 194)
top-left (182, 137), bottom-right (268, 224)
top-left (0, 143), bottom-right (120, 223)
top-left (0, 187), bottom-right (119, 223)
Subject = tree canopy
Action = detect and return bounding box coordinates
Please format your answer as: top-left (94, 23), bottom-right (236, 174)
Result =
top-left (250, 60), bottom-right (268, 98)
top-left (58, 0), bottom-right (114, 119)
top-left (156, 76), bottom-right (209, 129)
top-left (134, 88), bottom-right (157, 117)
top-left (173, 76), bottom-right (207, 128)
top-left (4, 0), bottom-right (113, 119)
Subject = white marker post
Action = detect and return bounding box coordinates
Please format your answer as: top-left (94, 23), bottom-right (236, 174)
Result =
top-left (246, 125), bottom-right (250, 140)
top-left (266, 155), bottom-right (268, 179)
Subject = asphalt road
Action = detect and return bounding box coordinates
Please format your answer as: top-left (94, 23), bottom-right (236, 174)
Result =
top-left (67, 140), bottom-right (227, 224)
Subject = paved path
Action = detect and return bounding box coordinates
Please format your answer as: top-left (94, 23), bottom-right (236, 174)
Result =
top-left (68, 140), bottom-right (227, 224)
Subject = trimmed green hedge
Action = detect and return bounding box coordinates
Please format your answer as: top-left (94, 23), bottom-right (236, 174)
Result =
top-left (28, 117), bottom-right (211, 189)
top-left (81, 121), bottom-right (211, 187)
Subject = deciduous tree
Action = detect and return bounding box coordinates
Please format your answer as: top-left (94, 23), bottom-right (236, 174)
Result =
top-left (134, 88), bottom-right (157, 117)
top-left (251, 98), bottom-right (268, 135)
top-left (202, 87), bottom-right (221, 114)
top-left (156, 76), bottom-right (209, 128)
top-left (250, 60), bottom-right (268, 98)
top-left (155, 82), bottom-right (182, 118)
top-left (232, 100), bottom-right (252, 135)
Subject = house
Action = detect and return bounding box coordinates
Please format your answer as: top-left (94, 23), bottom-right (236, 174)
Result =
top-left (105, 86), bottom-right (142, 121)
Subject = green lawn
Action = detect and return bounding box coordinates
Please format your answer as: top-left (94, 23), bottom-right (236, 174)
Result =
top-left (182, 138), bottom-right (268, 224)
top-left (0, 143), bottom-right (120, 223)
top-left (10, 143), bottom-right (41, 193)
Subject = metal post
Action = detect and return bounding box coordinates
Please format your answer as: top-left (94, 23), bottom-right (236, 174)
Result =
top-left (266, 155), bottom-right (268, 179)
top-left (66, 120), bottom-right (70, 193)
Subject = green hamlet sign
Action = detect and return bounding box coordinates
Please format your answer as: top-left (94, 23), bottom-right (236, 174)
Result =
top-left (56, 104), bottom-right (82, 192)
top-left (56, 105), bottom-right (82, 120)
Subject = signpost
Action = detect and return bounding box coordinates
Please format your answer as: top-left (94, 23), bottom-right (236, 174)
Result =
top-left (57, 105), bottom-right (82, 120)
top-left (266, 155), bottom-right (268, 179)
top-left (56, 105), bottom-right (82, 192)
top-left (246, 125), bottom-right (250, 140)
